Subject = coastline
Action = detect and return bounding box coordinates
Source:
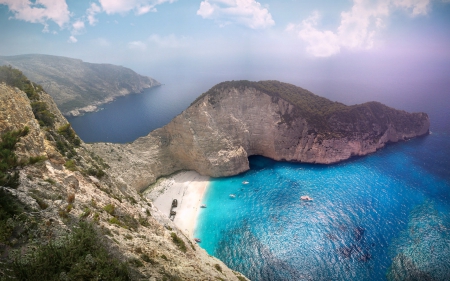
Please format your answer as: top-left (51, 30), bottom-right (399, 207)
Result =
top-left (146, 171), bottom-right (209, 238)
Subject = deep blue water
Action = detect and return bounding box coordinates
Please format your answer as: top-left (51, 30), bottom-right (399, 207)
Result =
top-left (195, 132), bottom-right (450, 280)
top-left (67, 80), bottom-right (217, 143)
top-left (66, 76), bottom-right (450, 280)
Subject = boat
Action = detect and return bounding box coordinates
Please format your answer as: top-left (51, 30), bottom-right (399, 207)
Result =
top-left (194, 238), bottom-right (201, 243)
top-left (229, 194), bottom-right (236, 198)
top-left (200, 204), bottom-right (207, 208)
top-left (300, 195), bottom-right (313, 201)
top-left (242, 181), bottom-right (249, 184)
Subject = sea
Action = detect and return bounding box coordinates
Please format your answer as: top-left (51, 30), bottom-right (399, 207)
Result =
top-left (68, 76), bottom-right (450, 281)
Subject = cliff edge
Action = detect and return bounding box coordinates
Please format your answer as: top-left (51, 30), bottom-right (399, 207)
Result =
top-left (90, 80), bottom-right (430, 192)
top-left (0, 70), bottom-right (247, 280)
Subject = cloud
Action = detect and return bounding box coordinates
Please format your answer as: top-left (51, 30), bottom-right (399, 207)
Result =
top-left (128, 41), bottom-right (147, 50)
top-left (287, 12), bottom-right (340, 57)
top-left (68, 35), bottom-right (77, 43)
top-left (87, 3), bottom-right (101, 25)
top-left (72, 20), bottom-right (85, 34)
top-left (0, 0), bottom-right (70, 27)
top-left (98, 0), bottom-right (175, 15)
top-left (287, 0), bottom-right (433, 57)
top-left (197, 0), bottom-right (275, 29)
top-left (128, 34), bottom-right (188, 51)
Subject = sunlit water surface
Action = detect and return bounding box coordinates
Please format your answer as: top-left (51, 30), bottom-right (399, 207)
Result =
top-left (196, 133), bottom-right (450, 281)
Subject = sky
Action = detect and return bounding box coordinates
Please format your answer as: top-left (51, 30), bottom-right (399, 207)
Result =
top-left (1, 0), bottom-right (450, 111)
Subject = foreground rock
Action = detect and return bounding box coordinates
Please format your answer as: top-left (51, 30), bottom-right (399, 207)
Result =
top-left (0, 81), bottom-right (248, 281)
top-left (0, 54), bottom-right (160, 115)
top-left (90, 80), bottom-right (429, 192)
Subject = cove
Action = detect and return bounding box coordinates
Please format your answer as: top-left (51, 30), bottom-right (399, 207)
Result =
top-left (195, 133), bottom-right (450, 281)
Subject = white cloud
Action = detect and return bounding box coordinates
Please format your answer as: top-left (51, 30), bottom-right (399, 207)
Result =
top-left (197, 0), bottom-right (275, 29)
top-left (98, 0), bottom-right (175, 15)
top-left (72, 20), bottom-right (85, 34)
top-left (288, 0), bottom-right (433, 57)
top-left (87, 3), bottom-right (101, 26)
top-left (128, 40), bottom-right (147, 50)
top-left (288, 12), bottom-right (340, 57)
top-left (0, 0), bottom-right (70, 27)
top-left (68, 35), bottom-right (77, 43)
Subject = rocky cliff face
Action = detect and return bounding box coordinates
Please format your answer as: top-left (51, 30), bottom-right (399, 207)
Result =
top-left (90, 81), bottom-right (429, 192)
top-left (0, 82), bottom-right (248, 281)
top-left (0, 54), bottom-right (160, 115)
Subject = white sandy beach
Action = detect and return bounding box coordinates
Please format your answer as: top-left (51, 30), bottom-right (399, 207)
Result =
top-left (146, 171), bottom-right (209, 238)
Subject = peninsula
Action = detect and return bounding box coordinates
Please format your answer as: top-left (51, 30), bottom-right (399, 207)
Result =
top-left (90, 80), bottom-right (430, 192)
top-left (0, 54), bottom-right (160, 116)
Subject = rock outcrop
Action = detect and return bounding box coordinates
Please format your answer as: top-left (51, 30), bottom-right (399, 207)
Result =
top-left (0, 81), bottom-right (248, 280)
top-left (90, 80), bottom-right (429, 192)
top-left (0, 54), bottom-right (160, 115)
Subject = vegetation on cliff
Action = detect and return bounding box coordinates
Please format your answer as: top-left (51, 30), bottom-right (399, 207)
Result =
top-left (0, 127), bottom-right (29, 188)
top-left (0, 65), bottom-right (55, 127)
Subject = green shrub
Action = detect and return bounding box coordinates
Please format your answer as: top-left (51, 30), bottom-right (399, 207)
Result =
top-left (138, 215), bottom-right (150, 227)
top-left (0, 189), bottom-right (26, 243)
top-left (108, 217), bottom-right (120, 226)
top-left (28, 155), bottom-right (46, 165)
top-left (7, 221), bottom-right (131, 280)
top-left (161, 254), bottom-right (168, 261)
top-left (170, 232), bottom-right (187, 253)
top-left (103, 204), bottom-right (115, 215)
top-left (80, 207), bottom-right (91, 219)
top-left (57, 124), bottom-right (81, 147)
top-left (0, 127), bottom-right (29, 188)
top-left (64, 160), bottom-right (77, 171)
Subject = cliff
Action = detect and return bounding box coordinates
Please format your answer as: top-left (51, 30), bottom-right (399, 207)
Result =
top-left (0, 54), bottom-right (160, 116)
top-left (0, 75), bottom-right (247, 280)
top-left (90, 80), bottom-right (430, 192)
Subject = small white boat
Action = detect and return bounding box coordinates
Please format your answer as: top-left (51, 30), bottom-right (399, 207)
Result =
top-left (194, 238), bottom-right (201, 243)
top-left (229, 194), bottom-right (236, 198)
top-left (200, 204), bottom-right (207, 208)
top-left (242, 181), bottom-right (249, 184)
top-left (300, 195), bottom-right (313, 201)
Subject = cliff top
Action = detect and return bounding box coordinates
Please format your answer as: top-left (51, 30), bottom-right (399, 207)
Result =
top-left (192, 80), bottom-right (428, 137)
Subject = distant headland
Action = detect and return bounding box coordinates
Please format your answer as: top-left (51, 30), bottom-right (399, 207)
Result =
top-left (90, 80), bottom-right (430, 192)
top-left (0, 54), bottom-right (160, 116)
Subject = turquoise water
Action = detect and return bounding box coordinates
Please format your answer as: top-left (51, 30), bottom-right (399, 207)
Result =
top-left (195, 133), bottom-right (450, 280)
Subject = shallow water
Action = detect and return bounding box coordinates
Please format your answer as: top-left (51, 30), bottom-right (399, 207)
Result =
top-left (195, 133), bottom-right (450, 281)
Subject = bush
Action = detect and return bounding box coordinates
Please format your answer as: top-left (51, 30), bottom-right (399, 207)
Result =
top-left (7, 221), bottom-right (131, 280)
top-left (0, 127), bottom-right (29, 188)
top-left (103, 204), bottom-right (115, 215)
top-left (64, 160), bottom-right (77, 171)
top-left (0, 188), bottom-right (27, 243)
top-left (170, 232), bottom-right (187, 253)
top-left (57, 124), bottom-right (81, 147)
top-left (28, 155), bottom-right (46, 165)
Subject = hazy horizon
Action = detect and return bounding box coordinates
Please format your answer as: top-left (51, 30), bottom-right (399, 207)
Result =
top-left (1, 0), bottom-right (450, 121)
